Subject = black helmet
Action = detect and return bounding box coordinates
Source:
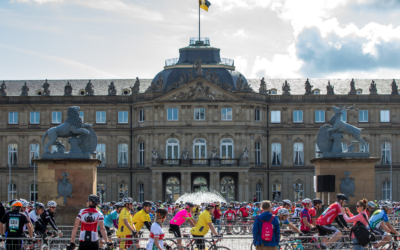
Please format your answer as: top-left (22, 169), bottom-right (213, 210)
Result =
top-left (156, 208), bottom-right (168, 219)
top-left (185, 202), bottom-right (194, 207)
top-left (142, 201), bottom-right (152, 207)
top-left (111, 201), bottom-right (116, 204)
top-left (336, 194), bottom-right (348, 201)
top-left (313, 198), bottom-right (322, 206)
top-left (101, 204), bottom-right (110, 210)
top-left (88, 194), bottom-right (101, 205)
top-left (34, 203), bottom-right (45, 209)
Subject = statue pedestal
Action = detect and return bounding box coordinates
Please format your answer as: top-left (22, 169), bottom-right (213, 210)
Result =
top-left (239, 158), bottom-right (249, 166)
top-left (311, 157), bottom-right (379, 206)
top-left (33, 159), bottom-right (101, 225)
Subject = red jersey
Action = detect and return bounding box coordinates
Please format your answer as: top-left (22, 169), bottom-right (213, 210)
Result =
top-left (316, 202), bottom-right (342, 226)
top-left (309, 207), bottom-right (317, 218)
top-left (300, 208), bottom-right (312, 231)
top-left (239, 207), bottom-right (249, 217)
top-left (272, 206), bottom-right (283, 215)
top-left (224, 209), bottom-right (236, 221)
top-left (77, 207), bottom-right (104, 242)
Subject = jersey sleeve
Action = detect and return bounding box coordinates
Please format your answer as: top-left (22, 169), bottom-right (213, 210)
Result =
top-left (382, 212), bottom-right (389, 222)
top-left (77, 209), bottom-right (83, 220)
top-left (99, 212), bottom-right (104, 221)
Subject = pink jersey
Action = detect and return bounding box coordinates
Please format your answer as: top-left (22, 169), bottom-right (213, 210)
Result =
top-left (170, 209), bottom-right (193, 226)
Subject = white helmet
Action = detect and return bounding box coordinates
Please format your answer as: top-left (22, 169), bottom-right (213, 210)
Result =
top-left (381, 201), bottom-right (392, 210)
top-left (122, 197), bottom-right (133, 204)
top-left (278, 208), bottom-right (290, 216)
top-left (20, 199), bottom-right (29, 208)
top-left (282, 199), bottom-right (291, 205)
top-left (302, 198), bottom-right (312, 205)
top-left (47, 200), bottom-right (57, 207)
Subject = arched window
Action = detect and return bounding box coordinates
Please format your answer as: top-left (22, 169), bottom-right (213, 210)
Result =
top-left (138, 183), bottom-right (144, 202)
top-left (256, 183), bottom-right (262, 202)
top-left (382, 181), bottom-right (391, 200)
top-left (221, 177), bottom-right (235, 202)
top-left (97, 183), bottom-right (107, 203)
top-left (166, 177), bottom-right (180, 203)
top-left (30, 184), bottom-right (37, 202)
top-left (8, 144), bottom-right (18, 167)
top-left (272, 183), bottom-right (281, 201)
top-left (193, 139), bottom-right (207, 164)
top-left (293, 183), bottom-right (304, 201)
top-left (118, 183), bottom-right (128, 201)
top-left (271, 143), bottom-right (281, 166)
top-left (220, 139), bottom-right (234, 164)
top-left (294, 143), bottom-right (304, 166)
top-left (8, 183), bottom-right (17, 200)
top-left (193, 177), bottom-right (208, 192)
top-left (166, 139), bottom-right (179, 164)
top-left (118, 144), bottom-right (128, 167)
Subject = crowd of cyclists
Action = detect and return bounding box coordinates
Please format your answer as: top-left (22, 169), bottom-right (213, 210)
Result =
top-left (0, 194), bottom-right (400, 250)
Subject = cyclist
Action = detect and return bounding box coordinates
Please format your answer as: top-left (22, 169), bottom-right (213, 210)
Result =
top-left (293, 203), bottom-right (302, 218)
top-left (238, 202), bottom-right (250, 234)
top-left (28, 202), bottom-right (48, 236)
top-left (277, 208), bottom-right (301, 234)
top-left (68, 194), bottom-right (111, 250)
top-left (300, 198), bottom-right (315, 234)
top-left (0, 201), bottom-right (34, 250)
top-left (190, 203), bottom-right (220, 250)
top-left (366, 201), bottom-right (378, 217)
top-left (100, 204), bottom-right (110, 217)
top-left (116, 197), bottom-right (137, 249)
top-left (316, 193), bottom-right (349, 249)
top-left (169, 202), bottom-right (196, 249)
top-left (223, 205), bottom-right (236, 235)
top-left (253, 202), bottom-right (261, 217)
top-left (41, 200), bottom-right (62, 237)
top-left (369, 201), bottom-right (400, 249)
top-left (272, 199), bottom-right (291, 215)
top-left (20, 199), bottom-right (34, 233)
top-left (131, 200), bottom-right (152, 248)
top-left (147, 209), bottom-right (167, 250)
top-left (310, 198), bottom-right (322, 226)
top-left (104, 202), bottom-right (124, 234)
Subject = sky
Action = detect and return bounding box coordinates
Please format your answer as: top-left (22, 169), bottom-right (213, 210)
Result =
top-left (1, 0), bottom-right (400, 80)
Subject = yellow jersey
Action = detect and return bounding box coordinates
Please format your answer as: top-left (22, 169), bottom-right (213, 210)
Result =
top-left (116, 208), bottom-right (133, 237)
top-left (190, 210), bottom-right (212, 236)
top-left (132, 209), bottom-right (151, 231)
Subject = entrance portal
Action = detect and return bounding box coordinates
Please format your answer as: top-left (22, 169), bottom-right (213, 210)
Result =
top-left (221, 176), bottom-right (235, 202)
top-left (193, 176), bottom-right (208, 192)
top-left (165, 176), bottom-right (180, 203)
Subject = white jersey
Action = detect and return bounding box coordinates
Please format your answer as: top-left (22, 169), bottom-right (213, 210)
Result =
top-left (146, 223), bottom-right (164, 250)
top-left (29, 210), bottom-right (39, 223)
top-left (294, 208), bottom-right (302, 217)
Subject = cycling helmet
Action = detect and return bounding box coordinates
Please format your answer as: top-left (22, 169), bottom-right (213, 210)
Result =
top-left (337, 194), bottom-right (348, 201)
top-left (12, 201), bottom-right (23, 207)
top-left (111, 201), bottom-right (116, 204)
top-left (313, 198), bottom-right (322, 206)
top-left (122, 197), bottom-right (133, 204)
top-left (255, 202), bottom-right (260, 206)
top-left (101, 204), bottom-right (110, 210)
top-left (142, 201), bottom-right (152, 207)
top-left (206, 203), bottom-right (215, 208)
top-left (20, 199), bottom-right (29, 208)
top-left (381, 201), bottom-right (392, 210)
top-left (367, 201), bottom-right (376, 207)
top-left (157, 200), bottom-right (162, 203)
top-left (9, 199), bottom-right (17, 206)
top-left (302, 198), bottom-right (312, 205)
top-left (115, 202), bottom-right (124, 208)
top-left (34, 203), bottom-right (45, 209)
top-left (88, 194), bottom-right (101, 205)
top-left (47, 200), bottom-right (57, 207)
top-left (185, 202), bottom-right (194, 208)
top-left (282, 199), bottom-right (291, 205)
top-left (156, 208), bottom-right (168, 219)
top-left (278, 208), bottom-right (290, 216)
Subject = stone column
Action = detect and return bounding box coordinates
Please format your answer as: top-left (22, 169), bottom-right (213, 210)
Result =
top-left (152, 172), bottom-right (157, 201)
top-left (244, 171), bottom-right (249, 202)
top-left (215, 172), bottom-right (220, 194)
top-left (238, 172), bottom-right (244, 201)
top-left (158, 172), bottom-right (162, 201)
top-left (180, 171), bottom-right (185, 194)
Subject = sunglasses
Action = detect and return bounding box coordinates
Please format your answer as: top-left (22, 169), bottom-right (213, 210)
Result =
top-left (50, 207), bottom-right (57, 209)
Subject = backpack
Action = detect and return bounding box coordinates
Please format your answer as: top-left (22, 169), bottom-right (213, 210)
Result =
top-left (256, 215), bottom-right (275, 241)
top-left (350, 213), bottom-right (376, 247)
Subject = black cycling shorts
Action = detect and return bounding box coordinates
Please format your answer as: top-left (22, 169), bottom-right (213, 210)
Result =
top-left (78, 241), bottom-right (99, 250)
top-left (316, 224), bottom-right (339, 236)
top-left (169, 224), bottom-right (181, 238)
top-left (372, 228), bottom-right (386, 236)
top-left (192, 235), bottom-right (205, 249)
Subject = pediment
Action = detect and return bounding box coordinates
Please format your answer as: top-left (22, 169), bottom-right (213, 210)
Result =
top-left (154, 79), bottom-right (245, 102)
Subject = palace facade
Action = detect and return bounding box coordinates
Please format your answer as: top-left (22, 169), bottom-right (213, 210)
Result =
top-left (0, 38), bottom-right (399, 203)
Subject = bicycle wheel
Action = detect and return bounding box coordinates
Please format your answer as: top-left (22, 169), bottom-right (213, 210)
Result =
top-left (232, 223), bottom-right (241, 235)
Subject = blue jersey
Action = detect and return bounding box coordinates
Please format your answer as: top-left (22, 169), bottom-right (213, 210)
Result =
top-left (104, 210), bottom-right (119, 228)
top-left (253, 207), bottom-right (260, 217)
top-left (369, 209), bottom-right (389, 229)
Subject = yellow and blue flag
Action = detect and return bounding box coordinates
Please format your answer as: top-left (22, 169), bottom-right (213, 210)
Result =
top-left (199, 0), bottom-right (211, 11)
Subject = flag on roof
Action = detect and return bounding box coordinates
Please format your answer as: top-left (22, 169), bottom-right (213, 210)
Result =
top-left (199, 0), bottom-right (211, 11)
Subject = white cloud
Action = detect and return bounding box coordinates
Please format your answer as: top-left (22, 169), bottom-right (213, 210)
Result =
top-left (234, 56), bottom-right (248, 73)
top-left (11, 0), bottom-right (62, 3)
top-left (213, 0), bottom-right (272, 11)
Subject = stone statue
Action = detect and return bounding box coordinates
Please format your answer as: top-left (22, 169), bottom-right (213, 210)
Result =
top-left (205, 69), bottom-right (212, 82)
top-left (221, 82), bottom-right (233, 92)
top-left (347, 142), bottom-right (355, 153)
top-left (259, 77), bottom-right (268, 94)
top-left (42, 106), bottom-right (97, 159)
top-left (131, 77), bottom-right (140, 95)
top-left (327, 81), bottom-right (334, 95)
top-left (369, 80), bottom-right (378, 95)
top-left (54, 140), bottom-right (66, 153)
top-left (188, 69), bottom-right (195, 82)
top-left (152, 147), bottom-right (161, 159)
top-left (108, 81), bottom-right (117, 95)
top-left (21, 82), bottom-right (29, 96)
top-left (181, 147), bottom-right (191, 160)
top-left (235, 74), bottom-right (244, 91)
top-left (85, 80), bottom-right (94, 95)
top-left (316, 104), bottom-right (368, 157)
top-left (240, 147), bottom-right (249, 159)
top-left (282, 80), bottom-right (291, 95)
top-left (156, 74), bottom-right (165, 91)
top-left (64, 81), bottom-right (73, 96)
top-left (43, 79), bottom-right (50, 96)
top-left (348, 79), bottom-right (356, 95)
top-left (145, 81), bottom-right (157, 92)
top-left (211, 147), bottom-right (219, 159)
top-left (391, 79), bottom-right (398, 95)
top-left (0, 81), bottom-right (6, 97)
top-left (194, 57), bottom-right (203, 78)
top-left (304, 78), bottom-right (313, 95)
top-left (243, 82), bottom-right (254, 92)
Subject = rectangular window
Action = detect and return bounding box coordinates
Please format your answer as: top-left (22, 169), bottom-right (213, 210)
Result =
top-left (139, 109), bottom-right (145, 122)
top-left (293, 110), bottom-right (303, 123)
top-left (139, 184), bottom-right (144, 202)
top-left (360, 142), bottom-right (369, 153)
top-left (96, 111), bottom-right (106, 124)
top-left (255, 142), bottom-right (261, 165)
top-left (79, 111), bottom-right (84, 123)
top-left (194, 108), bottom-right (205, 121)
top-left (315, 143), bottom-right (322, 158)
top-left (139, 142), bottom-right (145, 167)
top-left (8, 184), bottom-right (17, 200)
top-left (271, 143), bottom-right (281, 166)
top-left (52, 111), bottom-right (62, 124)
top-left (8, 112), bottom-right (18, 124)
top-left (271, 110), bottom-right (281, 123)
top-left (359, 110), bottom-right (368, 122)
top-left (30, 144), bottom-right (39, 167)
top-left (221, 108), bottom-right (232, 121)
top-left (118, 111), bottom-right (128, 124)
top-left (294, 143), bottom-right (304, 166)
top-left (96, 144), bottom-right (106, 167)
top-left (381, 142), bottom-right (391, 165)
top-left (8, 144), bottom-right (17, 167)
top-left (118, 144), bottom-right (128, 167)
top-left (315, 110), bottom-right (325, 123)
top-left (30, 112), bottom-right (40, 124)
top-left (167, 108), bottom-right (178, 121)
top-left (255, 109), bottom-right (261, 122)
top-left (382, 182), bottom-right (391, 200)
top-left (340, 110), bottom-right (347, 122)
top-left (380, 110), bottom-right (390, 122)
top-left (256, 183), bottom-right (262, 201)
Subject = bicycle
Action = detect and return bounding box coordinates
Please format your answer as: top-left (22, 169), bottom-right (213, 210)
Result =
top-left (164, 233), bottom-right (230, 250)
